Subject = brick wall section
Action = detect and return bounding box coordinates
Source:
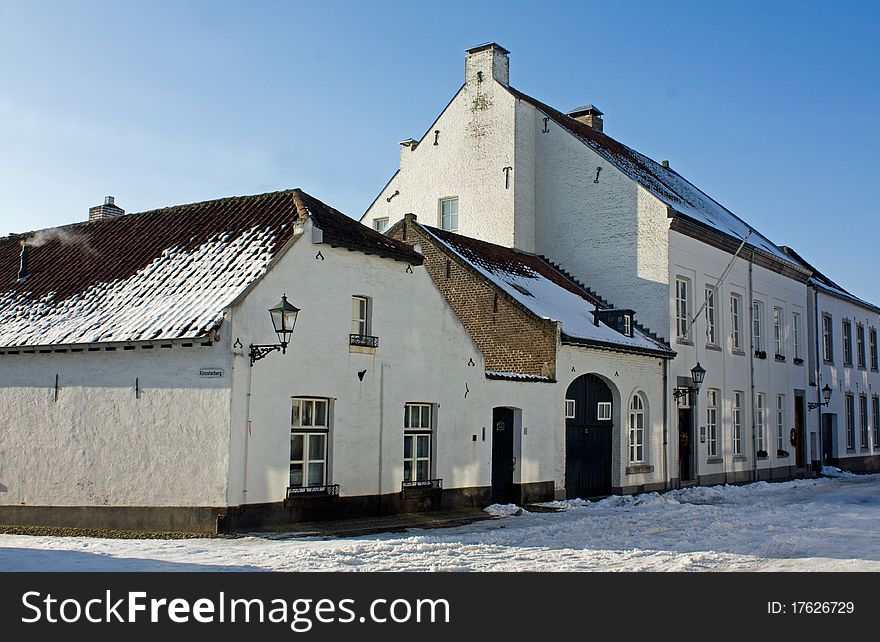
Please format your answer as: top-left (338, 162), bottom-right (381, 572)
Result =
top-left (388, 218), bottom-right (558, 379)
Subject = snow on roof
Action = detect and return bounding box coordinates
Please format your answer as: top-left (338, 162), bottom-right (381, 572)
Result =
top-left (0, 189), bottom-right (421, 349)
top-left (508, 87), bottom-right (805, 269)
top-left (423, 226), bottom-right (673, 357)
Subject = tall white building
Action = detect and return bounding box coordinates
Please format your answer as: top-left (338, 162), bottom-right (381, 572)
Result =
top-left (365, 43), bottom-right (819, 485)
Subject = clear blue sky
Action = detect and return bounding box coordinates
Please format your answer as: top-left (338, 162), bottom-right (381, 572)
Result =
top-left (1, 0), bottom-right (878, 301)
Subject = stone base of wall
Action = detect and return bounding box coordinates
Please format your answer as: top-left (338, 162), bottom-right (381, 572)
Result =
top-left (0, 504), bottom-right (224, 533)
top-left (829, 455), bottom-right (880, 473)
top-left (219, 481), bottom-right (555, 533)
top-left (616, 481), bottom-right (669, 495)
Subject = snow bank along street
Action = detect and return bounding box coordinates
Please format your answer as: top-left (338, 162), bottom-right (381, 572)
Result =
top-left (2, 472), bottom-right (879, 572)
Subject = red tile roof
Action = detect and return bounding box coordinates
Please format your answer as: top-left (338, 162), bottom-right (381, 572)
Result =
top-left (0, 189), bottom-right (420, 348)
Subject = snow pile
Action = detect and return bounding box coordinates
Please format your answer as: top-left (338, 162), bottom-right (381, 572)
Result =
top-left (484, 504), bottom-right (528, 517)
top-left (821, 466), bottom-right (857, 478)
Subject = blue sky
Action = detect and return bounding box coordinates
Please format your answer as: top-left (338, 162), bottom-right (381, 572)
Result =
top-left (1, 0), bottom-right (878, 300)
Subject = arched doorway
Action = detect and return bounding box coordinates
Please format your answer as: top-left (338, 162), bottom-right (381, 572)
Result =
top-left (565, 374), bottom-right (614, 498)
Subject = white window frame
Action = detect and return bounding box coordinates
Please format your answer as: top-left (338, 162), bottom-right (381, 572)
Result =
top-left (792, 312), bottom-right (801, 360)
top-left (564, 399), bottom-right (576, 419)
top-left (773, 306), bottom-right (783, 356)
top-left (628, 395), bottom-right (645, 464)
top-left (843, 320), bottom-right (853, 366)
top-left (845, 394), bottom-right (855, 450)
top-left (755, 392), bottom-right (766, 453)
top-left (372, 217), bottom-right (389, 233)
top-left (870, 328), bottom-right (878, 371)
top-left (290, 397), bottom-right (331, 489)
top-left (623, 313), bottom-right (632, 338)
top-left (873, 396), bottom-right (879, 448)
top-left (351, 295), bottom-right (371, 337)
top-left (404, 403), bottom-right (433, 482)
top-left (597, 401), bottom-right (612, 421)
top-left (857, 324), bottom-right (866, 369)
top-left (730, 294), bottom-right (742, 350)
top-left (776, 394), bottom-right (785, 452)
top-left (705, 285), bottom-right (717, 346)
top-left (706, 389), bottom-right (718, 457)
top-left (752, 301), bottom-right (764, 353)
top-left (822, 314), bottom-right (834, 362)
top-left (733, 391), bottom-right (743, 456)
top-left (860, 395), bottom-right (869, 449)
top-left (440, 197), bottom-right (459, 232)
top-left (675, 277), bottom-right (689, 339)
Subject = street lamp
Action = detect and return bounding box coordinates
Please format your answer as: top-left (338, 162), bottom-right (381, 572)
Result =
top-left (250, 294), bottom-right (300, 366)
top-left (690, 362), bottom-right (706, 390)
top-left (808, 384), bottom-right (833, 411)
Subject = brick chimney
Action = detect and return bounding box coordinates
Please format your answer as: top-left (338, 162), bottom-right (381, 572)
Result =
top-left (89, 196), bottom-right (124, 222)
top-left (465, 42), bottom-right (509, 87)
top-left (568, 105), bottom-right (604, 132)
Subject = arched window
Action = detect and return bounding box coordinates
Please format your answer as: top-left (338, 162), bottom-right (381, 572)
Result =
top-left (629, 395), bottom-right (646, 464)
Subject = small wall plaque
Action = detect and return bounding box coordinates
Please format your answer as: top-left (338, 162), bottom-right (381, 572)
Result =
top-left (199, 368), bottom-right (224, 378)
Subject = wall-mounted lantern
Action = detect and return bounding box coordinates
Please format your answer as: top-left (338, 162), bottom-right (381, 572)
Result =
top-left (673, 362), bottom-right (706, 405)
top-left (808, 384), bottom-right (833, 411)
top-left (249, 294), bottom-right (300, 367)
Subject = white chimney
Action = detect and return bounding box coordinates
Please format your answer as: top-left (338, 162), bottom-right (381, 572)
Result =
top-left (89, 195), bottom-right (125, 222)
top-left (465, 42), bottom-right (509, 87)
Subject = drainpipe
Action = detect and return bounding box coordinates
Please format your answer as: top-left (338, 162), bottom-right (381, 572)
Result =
top-left (662, 358), bottom-right (669, 489)
top-left (748, 250), bottom-right (758, 482)
top-left (378, 363), bottom-right (387, 514)
top-left (242, 355), bottom-right (254, 505)
top-left (813, 286), bottom-right (823, 470)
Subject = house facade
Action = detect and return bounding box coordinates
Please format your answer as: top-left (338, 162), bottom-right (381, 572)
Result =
top-left (364, 43), bottom-right (818, 486)
top-left (0, 188), bottom-right (670, 533)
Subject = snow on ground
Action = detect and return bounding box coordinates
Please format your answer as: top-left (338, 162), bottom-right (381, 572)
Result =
top-left (3, 474), bottom-right (880, 572)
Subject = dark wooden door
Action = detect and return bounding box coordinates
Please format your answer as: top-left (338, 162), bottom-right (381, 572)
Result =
top-left (822, 414), bottom-right (835, 463)
top-left (491, 407), bottom-right (515, 504)
top-left (679, 407), bottom-right (693, 481)
top-left (794, 395), bottom-right (805, 466)
top-left (565, 374), bottom-right (613, 498)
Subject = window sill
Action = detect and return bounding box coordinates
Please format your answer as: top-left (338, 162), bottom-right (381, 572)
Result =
top-left (823, 360), bottom-right (835, 365)
top-left (705, 344), bottom-right (722, 352)
top-left (349, 345), bottom-right (377, 355)
top-left (625, 464), bottom-right (654, 475)
top-left (733, 454), bottom-right (749, 462)
top-left (731, 349), bottom-right (746, 357)
top-left (846, 448), bottom-right (856, 453)
top-left (675, 338), bottom-right (694, 346)
top-left (706, 457), bottom-right (724, 465)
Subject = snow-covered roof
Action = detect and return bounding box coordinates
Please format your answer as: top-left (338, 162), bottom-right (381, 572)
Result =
top-left (0, 189), bottom-right (421, 349)
top-left (508, 87), bottom-right (806, 271)
top-left (422, 226), bottom-right (673, 357)
top-left (780, 246), bottom-right (880, 314)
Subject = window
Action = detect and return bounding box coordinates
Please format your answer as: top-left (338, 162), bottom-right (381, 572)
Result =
top-left (857, 324), bottom-right (866, 368)
top-left (706, 389), bottom-right (718, 457)
top-left (755, 393), bottom-right (766, 453)
top-left (776, 395), bottom-right (785, 452)
top-left (628, 395), bottom-right (645, 463)
top-left (873, 396), bottom-right (879, 448)
top-left (290, 398), bottom-right (330, 489)
top-left (860, 395), bottom-right (869, 449)
top-left (773, 307), bottom-right (783, 356)
top-left (564, 399), bottom-right (576, 419)
top-left (440, 198), bottom-right (459, 232)
top-left (730, 294), bottom-right (742, 350)
top-left (870, 328), bottom-right (878, 371)
top-left (597, 401), bottom-right (612, 421)
top-left (675, 278), bottom-right (689, 339)
top-left (822, 314), bottom-right (834, 362)
top-left (752, 301), bottom-right (763, 352)
top-left (792, 312), bottom-right (801, 360)
top-left (372, 217), bottom-right (389, 233)
top-left (842, 320), bottom-right (853, 366)
top-left (845, 394), bottom-right (855, 450)
top-left (732, 391), bottom-right (743, 456)
top-left (351, 296), bottom-right (370, 336)
top-left (705, 286), bottom-right (717, 346)
top-left (623, 313), bottom-right (632, 338)
top-left (404, 403), bottom-right (433, 482)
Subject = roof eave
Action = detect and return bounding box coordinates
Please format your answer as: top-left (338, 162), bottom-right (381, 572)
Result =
top-left (561, 333), bottom-right (676, 359)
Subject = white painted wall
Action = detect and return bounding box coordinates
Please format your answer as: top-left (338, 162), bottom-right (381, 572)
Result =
top-left (0, 338), bottom-right (233, 507)
top-left (812, 290), bottom-right (880, 462)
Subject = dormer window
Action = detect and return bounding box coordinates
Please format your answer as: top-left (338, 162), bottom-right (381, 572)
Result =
top-left (623, 313), bottom-right (632, 337)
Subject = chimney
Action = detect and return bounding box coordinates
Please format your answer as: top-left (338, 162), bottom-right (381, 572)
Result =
top-left (17, 242), bottom-right (29, 282)
top-left (465, 42), bottom-right (510, 87)
top-left (89, 195), bottom-right (125, 222)
top-left (568, 105), bottom-right (604, 132)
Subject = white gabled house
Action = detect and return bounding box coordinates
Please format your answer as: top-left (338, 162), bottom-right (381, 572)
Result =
top-left (364, 43), bottom-right (822, 486)
top-left (0, 188), bottom-right (671, 533)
